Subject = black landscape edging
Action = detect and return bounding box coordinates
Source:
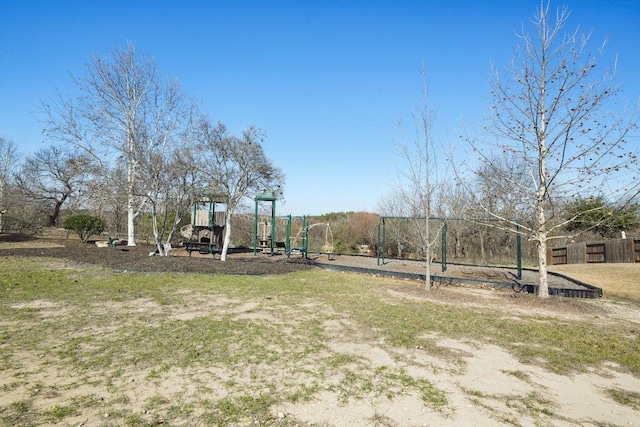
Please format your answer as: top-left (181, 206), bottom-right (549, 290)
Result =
top-left (314, 262), bottom-right (603, 299)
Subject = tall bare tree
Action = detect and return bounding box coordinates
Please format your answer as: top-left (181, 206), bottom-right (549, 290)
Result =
top-left (41, 43), bottom-right (188, 246)
top-left (391, 72), bottom-right (444, 289)
top-left (0, 135), bottom-right (21, 233)
top-left (464, 3), bottom-right (639, 297)
top-left (195, 119), bottom-right (285, 261)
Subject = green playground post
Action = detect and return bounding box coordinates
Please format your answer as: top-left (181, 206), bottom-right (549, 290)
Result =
top-left (441, 221), bottom-right (447, 272)
top-left (516, 225), bottom-right (522, 280)
top-left (285, 214), bottom-right (292, 258)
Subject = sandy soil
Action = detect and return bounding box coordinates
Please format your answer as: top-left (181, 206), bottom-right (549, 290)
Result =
top-left (1, 234), bottom-right (640, 426)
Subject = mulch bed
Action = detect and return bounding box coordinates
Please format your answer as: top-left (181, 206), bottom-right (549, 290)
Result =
top-left (0, 236), bottom-right (314, 275)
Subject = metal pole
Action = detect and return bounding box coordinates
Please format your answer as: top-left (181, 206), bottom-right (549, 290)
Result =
top-left (377, 217), bottom-right (382, 265)
top-left (382, 217), bottom-right (386, 265)
top-left (441, 221), bottom-right (448, 273)
top-left (253, 198), bottom-right (258, 256)
top-left (302, 215), bottom-right (308, 259)
top-left (286, 214), bottom-right (292, 258)
top-left (270, 200), bottom-right (276, 255)
top-left (516, 225), bottom-right (522, 280)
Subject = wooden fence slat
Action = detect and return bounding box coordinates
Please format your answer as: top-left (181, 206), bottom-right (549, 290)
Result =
top-left (550, 239), bottom-right (638, 264)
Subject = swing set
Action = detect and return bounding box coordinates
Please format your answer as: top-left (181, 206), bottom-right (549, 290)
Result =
top-left (376, 216), bottom-right (524, 280)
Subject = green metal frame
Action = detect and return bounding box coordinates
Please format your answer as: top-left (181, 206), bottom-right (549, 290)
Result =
top-left (253, 191), bottom-right (277, 256)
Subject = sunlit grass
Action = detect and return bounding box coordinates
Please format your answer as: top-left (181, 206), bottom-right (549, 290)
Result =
top-left (1, 256), bottom-right (639, 425)
top-left (549, 263), bottom-right (640, 302)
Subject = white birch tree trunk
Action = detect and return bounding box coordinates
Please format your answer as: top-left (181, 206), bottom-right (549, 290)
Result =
top-left (127, 200), bottom-right (136, 246)
top-left (220, 210), bottom-right (233, 261)
top-left (151, 204), bottom-right (164, 256)
top-left (536, 191), bottom-right (550, 297)
top-left (126, 161), bottom-right (137, 246)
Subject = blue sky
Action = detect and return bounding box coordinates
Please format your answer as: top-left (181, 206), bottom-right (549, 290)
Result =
top-left (1, 0), bottom-right (639, 216)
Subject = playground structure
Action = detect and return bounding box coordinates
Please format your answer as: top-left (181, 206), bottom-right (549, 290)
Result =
top-left (252, 191), bottom-right (333, 258)
top-left (180, 197), bottom-right (227, 256)
top-left (376, 216), bottom-right (525, 279)
top-left (252, 191), bottom-right (308, 257)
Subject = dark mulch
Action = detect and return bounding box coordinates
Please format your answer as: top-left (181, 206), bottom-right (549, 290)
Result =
top-left (0, 236), bottom-right (315, 275)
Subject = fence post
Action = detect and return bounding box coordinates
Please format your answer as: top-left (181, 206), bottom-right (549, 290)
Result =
top-left (441, 221), bottom-right (447, 273)
top-left (516, 225), bottom-right (522, 280)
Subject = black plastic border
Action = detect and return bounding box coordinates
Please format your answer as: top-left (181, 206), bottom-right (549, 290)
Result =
top-left (314, 262), bottom-right (603, 299)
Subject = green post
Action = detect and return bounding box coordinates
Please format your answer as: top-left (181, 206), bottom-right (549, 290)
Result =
top-left (285, 215), bottom-right (292, 258)
top-left (382, 217), bottom-right (386, 265)
top-left (376, 217), bottom-right (386, 265)
top-left (377, 218), bottom-right (382, 265)
top-left (270, 199), bottom-right (276, 255)
top-left (441, 221), bottom-right (447, 273)
top-left (302, 215), bottom-right (308, 259)
top-left (253, 198), bottom-right (259, 255)
top-left (516, 225), bottom-right (522, 280)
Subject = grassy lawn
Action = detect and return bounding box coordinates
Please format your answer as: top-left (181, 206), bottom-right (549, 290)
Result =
top-left (1, 256), bottom-right (639, 426)
top-left (549, 263), bottom-right (640, 301)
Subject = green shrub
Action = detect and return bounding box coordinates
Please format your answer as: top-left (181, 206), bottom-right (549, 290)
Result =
top-left (62, 214), bottom-right (106, 242)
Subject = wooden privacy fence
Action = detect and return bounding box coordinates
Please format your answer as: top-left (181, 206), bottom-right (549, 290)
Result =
top-left (548, 238), bottom-right (640, 264)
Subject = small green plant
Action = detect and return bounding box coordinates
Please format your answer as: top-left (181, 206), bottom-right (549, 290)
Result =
top-left (10, 399), bottom-right (32, 416)
top-left (43, 403), bottom-right (76, 422)
top-left (62, 214), bottom-right (105, 242)
top-left (503, 370), bottom-right (530, 382)
top-left (608, 388), bottom-right (640, 410)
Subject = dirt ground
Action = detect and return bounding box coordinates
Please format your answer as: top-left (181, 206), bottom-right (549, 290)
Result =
top-left (2, 234), bottom-right (640, 426)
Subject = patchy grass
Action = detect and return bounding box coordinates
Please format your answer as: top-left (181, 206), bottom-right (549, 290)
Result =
top-left (0, 256), bottom-right (639, 425)
top-left (608, 388), bottom-right (640, 410)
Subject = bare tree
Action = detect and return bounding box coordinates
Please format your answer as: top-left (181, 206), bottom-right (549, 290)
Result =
top-left (464, 3), bottom-right (639, 297)
top-left (0, 135), bottom-right (21, 233)
top-left (137, 138), bottom-right (203, 255)
top-left (167, 142), bottom-right (209, 243)
top-left (15, 145), bottom-right (90, 227)
top-left (391, 72), bottom-right (444, 289)
top-left (195, 119), bottom-right (285, 261)
top-left (41, 43), bottom-right (188, 246)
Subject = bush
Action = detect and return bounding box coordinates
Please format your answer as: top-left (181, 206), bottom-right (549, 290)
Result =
top-left (62, 214), bottom-right (105, 243)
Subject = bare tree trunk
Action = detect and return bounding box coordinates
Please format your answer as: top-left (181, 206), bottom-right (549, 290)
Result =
top-left (0, 184), bottom-right (5, 234)
top-left (221, 211), bottom-right (232, 261)
top-left (537, 237), bottom-right (549, 297)
top-left (151, 204), bottom-right (164, 256)
top-left (425, 214), bottom-right (431, 290)
top-left (126, 158), bottom-right (137, 246)
top-left (536, 192), bottom-right (550, 297)
top-left (127, 195), bottom-right (136, 246)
